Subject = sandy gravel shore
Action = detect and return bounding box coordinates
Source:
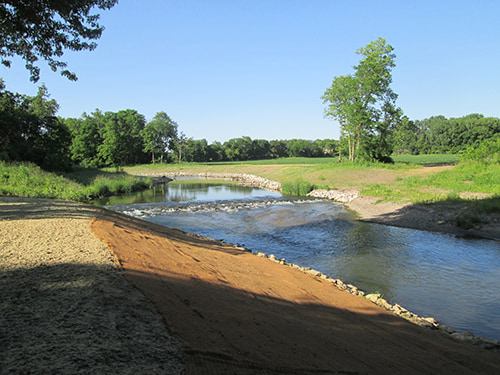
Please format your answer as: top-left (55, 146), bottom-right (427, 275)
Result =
top-left (0, 197), bottom-right (184, 374)
top-left (2, 196), bottom-right (500, 374)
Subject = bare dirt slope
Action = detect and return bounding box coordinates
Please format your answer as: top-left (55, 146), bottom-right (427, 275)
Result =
top-left (2, 196), bottom-right (500, 374)
top-left (91, 208), bottom-right (500, 375)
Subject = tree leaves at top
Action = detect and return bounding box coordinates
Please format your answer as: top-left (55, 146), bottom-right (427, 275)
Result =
top-left (322, 37), bottom-right (400, 162)
top-left (0, 0), bottom-right (118, 82)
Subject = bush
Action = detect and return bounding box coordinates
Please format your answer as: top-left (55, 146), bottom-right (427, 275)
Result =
top-left (0, 161), bottom-right (85, 200)
top-left (461, 135), bottom-right (500, 163)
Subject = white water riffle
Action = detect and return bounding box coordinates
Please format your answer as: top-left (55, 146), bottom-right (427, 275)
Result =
top-left (105, 180), bottom-right (500, 343)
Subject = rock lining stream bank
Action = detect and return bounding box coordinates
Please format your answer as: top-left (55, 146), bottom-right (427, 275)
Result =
top-left (141, 172), bottom-right (500, 350)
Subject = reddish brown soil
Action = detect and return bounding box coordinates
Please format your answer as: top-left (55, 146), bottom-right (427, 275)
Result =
top-left (91, 209), bottom-right (500, 375)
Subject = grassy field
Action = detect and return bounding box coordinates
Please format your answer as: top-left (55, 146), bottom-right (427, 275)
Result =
top-left (117, 156), bottom-right (461, 197)
top-left (117, 156), bottom-right (499, 218)
top-left (391, 154), bottom-right (459, 165)
top-left (1, 155), bottom-right (498, 218)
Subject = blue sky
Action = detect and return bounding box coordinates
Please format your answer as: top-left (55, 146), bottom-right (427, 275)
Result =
top-left (1, 0), bottom-right (499, 142)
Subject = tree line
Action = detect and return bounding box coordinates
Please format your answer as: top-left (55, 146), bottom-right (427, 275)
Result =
top-left (1, 79), bottom-right (498, 172)
top-left (67, 110), bottom-right (339, 167)
top-left (0, 81), bottom-right (338, 170)
top-left (392, 114), bottom-right (500, 155)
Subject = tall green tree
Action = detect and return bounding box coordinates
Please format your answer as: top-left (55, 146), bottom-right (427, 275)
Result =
top-left (252, 139), bottom-right (271, 160)
top-left (99, 109), bottom-right (147, 166)
top-left (175, 131), bottom-right (187, 163)
top-left (270, 140), bottom-right (288, 158)
top-left (322, 37), bottom-right (400, 162)
top-left (141, 111), bottom-right (178, 164)
top-left (207, 141), bottom-right (225, 162)
top-left (67, 109), bottom-right (105, 167)
top-left (0, 0), bottom-right (117, 82)
top-left (183, 138), bottom-right (209, 162)
top-left (0, 81), bottom-right (71, 170)
top-left (223, 137), bottom-right (253, 161)
top-left (392, 116), bottom-right (419, 154)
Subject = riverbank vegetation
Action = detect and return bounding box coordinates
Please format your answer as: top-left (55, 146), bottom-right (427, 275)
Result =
top-left (0, 161), bottom-right (151, 202)
top-left (1, 149), bottom-right (498, 230)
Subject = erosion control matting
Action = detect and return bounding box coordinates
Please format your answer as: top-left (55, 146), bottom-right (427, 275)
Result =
top-left (91, 210), bottom-right (500, 375)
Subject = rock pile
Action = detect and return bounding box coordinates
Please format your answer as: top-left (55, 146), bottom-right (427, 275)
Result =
top-left (307, 189), bottom-right (359, 203)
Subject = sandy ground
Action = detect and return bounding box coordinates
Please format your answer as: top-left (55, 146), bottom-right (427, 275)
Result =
top-left (0, 197), bottom-right (184, 374)
top-left (1, 196), bottom-right (500, 374)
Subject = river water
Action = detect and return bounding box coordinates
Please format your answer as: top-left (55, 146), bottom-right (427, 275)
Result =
top-left (98, 179), bottom-right (500, 341)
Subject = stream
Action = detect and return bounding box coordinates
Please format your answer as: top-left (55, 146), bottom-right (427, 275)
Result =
top-left (96, 179), bottom-right (500, 341)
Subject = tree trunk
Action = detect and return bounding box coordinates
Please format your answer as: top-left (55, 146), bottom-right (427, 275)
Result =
top-left (348, 134), bottom-right (352, 162)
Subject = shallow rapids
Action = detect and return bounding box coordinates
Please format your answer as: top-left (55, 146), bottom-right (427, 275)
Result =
top-left (101, 180), bottom-right (500, 342)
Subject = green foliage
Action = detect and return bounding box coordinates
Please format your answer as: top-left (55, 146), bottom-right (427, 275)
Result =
top-left (0, 82), bottom-right (72, 171)
top-left (0, 161), bottom-right (86, 201)
top-left (141, 112), bottom-right (179, 164)
top-left (171, 137), bottom-right (337, 163)
top-left (67, 110), bottom-right (106, 168)
top-left (98, 109), bottom-right (148, 166)
top-left (393, 114), bottom-right (500, 156)
top-left (182, 138), bottom-right (210, 162)
top-left (460, 134), bottom-right (500, 163)
top-left (0, 161), bottom-right (150, 202)
top-left (85, 175), bottom-right (150, 198)
top-left (322, 37), bottom-right (400, 162)
top-left (281, 180), bottom-right (315, 196)
top-left (0, 0), bottom-right (118, 82)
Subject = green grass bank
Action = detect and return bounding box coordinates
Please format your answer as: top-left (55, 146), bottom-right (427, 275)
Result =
top-left (1, 155), bottom-right (498, 223)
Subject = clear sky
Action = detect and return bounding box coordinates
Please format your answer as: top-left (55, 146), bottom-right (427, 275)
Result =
top-left (1, 0), bottom-right (499, 142)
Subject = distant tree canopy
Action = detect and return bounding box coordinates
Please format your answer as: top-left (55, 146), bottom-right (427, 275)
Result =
top-left (63, 107), bottom-right (339, 168)
top-left (0, 0), bottom-right (117, 82)
top-left (392, 114), bottom-right (500, 155)
top-left (322, 37), bottom-right (401, 163)
top-left (180, 137), bottom-right (337, 163)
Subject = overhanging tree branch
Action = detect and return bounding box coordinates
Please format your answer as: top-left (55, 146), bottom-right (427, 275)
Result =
top-left (0, 0), bottom-right (117, 82)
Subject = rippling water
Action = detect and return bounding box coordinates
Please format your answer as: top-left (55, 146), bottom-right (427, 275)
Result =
top-left (103, 180), bottom-right (500, 341)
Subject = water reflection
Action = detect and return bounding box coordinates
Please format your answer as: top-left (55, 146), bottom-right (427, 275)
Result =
top-left (108, 180), bottom-right (500, 342)
top-left (94, 179), bottom-right (281, 206)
